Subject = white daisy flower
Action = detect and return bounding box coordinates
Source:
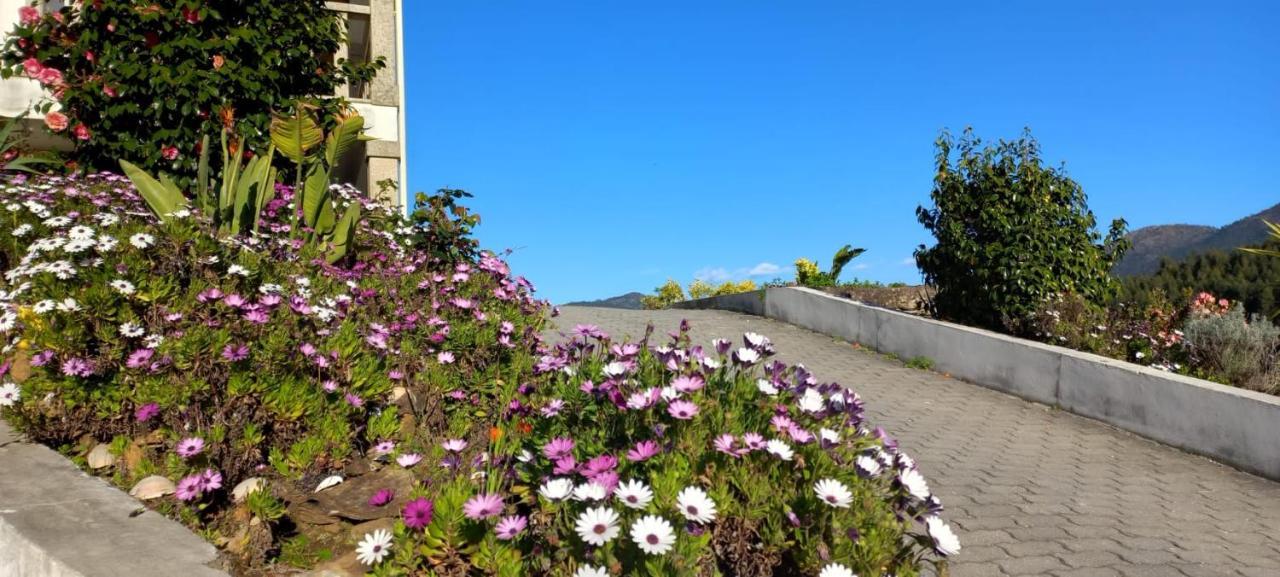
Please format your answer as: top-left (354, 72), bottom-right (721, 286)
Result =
top-left (0, 382), bottom-right (20, 406)
top-left (43, 216), bottom-right (71, 227)
top-left (119, 322), bottom-right (145, 338)
top-left (56, 298), bottom-right (81, 313)
top-left (744, 332), bottom-right (766, 348)
top-left (675, 486), bottom-right (717, 523)
top-left (63, 238), bottom-right (95, 253)
top-left (143, 334), bottom-right (164, 349)
top-left (95, 235), bottom-right (118, 251)
top-left (573, 506), bottom-right (620, 546)
top-left (602, 361), bottom-right (628, 377)
top-left (47, 260), bottom-right (76, 279)
top-left (898, 468), bottom-right (931, 500)
top-left (354, 528), bottom-right (393, 566)
top-left (228, 264), bottom-right (250, 276)
top-left (572, 482), bottom-right (608, 502)
top-left (10, 224), bottom-right (31, 237)
top-left (925, 515), bottom-right (961, 556)
top-left (819, 428), bottom-right (840, 445)
top-left (814, 479), bottom-right (853, 508)
top-left (855, 455), bottom-right (882, 477)
top-left (798, 388), bottom-right (826, 413)
top-left (574, 565), bottom-right (608, 577)
top-left (614, 479), bottom-right (654, 510)
top-left (109, 279), bottom-right (136, 295)
top-left (734, 347), bottom-right (761, 365)
top-left (819, 563), bottom-right (857, 577)
top-left (68, 225), bottom-right (95, 241)
top-left (32, 300), bottom-right (56, 314)
top-left (95, 213), bottom-right (119, 226)
top-left (0, 311), bottom-right (17, 332)
top-left (538, 478), bottom-right (574, 501)
top-left (630, 515), bottom-right (676, 555)
top-left (765, 439), bottom-right (794, 461)
top-left (756, 378), bottom-right (779, 396)
top-left (129, 233), bottom-right (154, 249)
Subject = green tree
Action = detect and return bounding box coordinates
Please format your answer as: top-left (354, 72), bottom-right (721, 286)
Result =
top-left (1, 1), bottom-right (384, 178)
top-left (914, 128), bottom-right (1129, 332)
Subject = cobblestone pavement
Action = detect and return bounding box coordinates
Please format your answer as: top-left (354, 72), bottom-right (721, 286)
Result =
top-left (552, 306), bottom-right (1280, 577)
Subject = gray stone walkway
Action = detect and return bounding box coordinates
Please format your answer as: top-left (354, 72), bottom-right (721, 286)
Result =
top-left (553, 306), bottom-right (1280, 577)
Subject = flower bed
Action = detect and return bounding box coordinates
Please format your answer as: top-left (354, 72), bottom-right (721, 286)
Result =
top-left (0, 173), bottom-right (956, 576)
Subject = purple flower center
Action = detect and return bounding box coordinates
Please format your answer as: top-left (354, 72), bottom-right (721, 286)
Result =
top-left (593, 524), bottom-right (606, 534)
top-left (687, 506), bottom-right (698, 515)
top-left (647, 534), bottom-right (659, 544)
top-left (826, 496), bottom-right (837, 503)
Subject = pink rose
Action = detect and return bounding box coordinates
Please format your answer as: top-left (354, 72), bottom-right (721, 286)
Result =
top-left (36, 67), bottom-right (62, 86)
top-left (161, 146), bottom-right (179, 160)
top-left (43, 111), bottom-right (68, 132)
top-left (73, 124), bottom-right (90, 141)
top-left (18, 6), bottom-right (39, 26)
top-left (84, 50), bottom-right (95, 63)
top-left (22, 57), bottom-right (42, 77)
top-left (102, 85), bottom-right (117, 98)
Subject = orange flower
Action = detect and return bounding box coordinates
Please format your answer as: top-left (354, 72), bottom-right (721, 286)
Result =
top-left (489, 427), bottom-right (503, 442)
top-left (516, 421), bottom-right (532, 435)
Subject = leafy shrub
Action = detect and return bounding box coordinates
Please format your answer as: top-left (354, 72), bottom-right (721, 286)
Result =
top-left (0, 1), bottom-right (384, 179)
top-left (376, 327), bottom-right (958, 576)
top-left (642, 279), bottom-right (686, 309)
top-left (914, 129), bottom-right (1130, 333)
top-left (0, 112), bottom-right (56, 174)
top-left (795, 245), bottom-right (866, 288)
top-left (1182, 304), bottom-right (1280, 394)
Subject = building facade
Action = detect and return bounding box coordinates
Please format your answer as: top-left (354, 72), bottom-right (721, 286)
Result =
top-left (0, 0), bottom-right (407, 209)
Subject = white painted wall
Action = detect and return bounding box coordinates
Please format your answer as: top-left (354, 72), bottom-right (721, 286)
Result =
top-left (0, 0), bottom-right (49, 118)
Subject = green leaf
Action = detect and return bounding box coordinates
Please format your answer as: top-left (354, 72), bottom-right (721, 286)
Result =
top-left (302, 167), bottom-right (334, 232)
top-left (325, 201), bottom-right (360, 264)
top-left (119, 159), bottom-right (186, 221)
top-left (323, 109), bottom-right (366, 169)
top-left (270, 107), bottom-right (321, 164)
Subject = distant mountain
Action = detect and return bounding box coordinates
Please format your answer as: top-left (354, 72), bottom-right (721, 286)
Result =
top-left (564, 292), bottom-right (646, 310)
top-left (1114, 202), bottom-right (1280, 276)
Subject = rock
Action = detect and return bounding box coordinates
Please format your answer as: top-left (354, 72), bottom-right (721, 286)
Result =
top-left (86, 443), bottom-right (116, 469)
top-left (9, 351), bottom-right (31, 382)
top-left (232, 477), bottom-right (265, 502)
top-left (348, 518), bottom-right (396, 542)
top-left (288, 500), bottom-right (340, 526)
top-left (129, 475), bottom-right (176, 500)
top-left (311, 550), bottom-right (365, 577)
top-left (315, 475), bottom-right (343, 493)
top-left (309, 468), bottom-right (415, 522)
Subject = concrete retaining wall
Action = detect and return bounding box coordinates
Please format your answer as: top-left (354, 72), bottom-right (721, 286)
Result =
top-left (721, 286), bottom-right (1280, 481)
top-left (0, 421), bottom-right (229, 577)
top-left (669, 289), bottom-right (767, 316)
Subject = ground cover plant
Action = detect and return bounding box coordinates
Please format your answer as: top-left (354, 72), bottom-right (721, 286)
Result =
top-left (0, 171), bottom-right (958, 575)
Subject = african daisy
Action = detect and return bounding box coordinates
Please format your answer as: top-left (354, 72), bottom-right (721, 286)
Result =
top-left (675, 486), bottom-right (717, 523)
top-left (574, 506), bottom-right (620, 546)
top-left (814, 479), bottom-right (853, 508)
top-left (630, 515), bottom-right (676, 555)
top-left (355, 529), bottom-right (393, 566)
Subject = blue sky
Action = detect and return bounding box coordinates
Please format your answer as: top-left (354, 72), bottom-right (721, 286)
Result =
top-left (404, 1), bottom-right (1279, 304)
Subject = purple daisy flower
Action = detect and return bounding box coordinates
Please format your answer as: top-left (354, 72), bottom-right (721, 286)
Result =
top-left (199, 469), bottom-right (222, 492)
top-left (494, 515), bottom-right (527, 540)
top-left (134, 402), bottom-right (160, 422)
top-left (542, 437), bottom-right (575, 460)
top-left (368, 488), bottom-right (395, 507)
top-left (462, 493), bottom-right (504, 520)
top-left (626, 440), bottom-right (660, 462)
top-left (671, 374), bottom-right (705, 393)
top-left (667, 400), bottom-right (699, 420)
top-left (441, 439), bottom-right (467, 452)
top-left (221, 344), bottom-right (249, 362)
top-left (402, 498), bottom-right (434, 529)
top-left (176, 437), bottom-right (204, 458)
top-left (176, 474), bottom-right (203, 501)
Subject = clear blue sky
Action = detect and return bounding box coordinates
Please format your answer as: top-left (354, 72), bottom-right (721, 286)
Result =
top-left (404, 1), bottom-right (1279, 304)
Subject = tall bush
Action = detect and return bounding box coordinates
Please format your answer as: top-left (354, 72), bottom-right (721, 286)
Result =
top-left (914, 129), bottom-right (1130, 332)
top-left (0, 1), bottom-right (384, 177)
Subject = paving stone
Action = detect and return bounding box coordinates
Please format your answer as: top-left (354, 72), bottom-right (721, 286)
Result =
top-left (554, 307), bottom-right (1280, 577)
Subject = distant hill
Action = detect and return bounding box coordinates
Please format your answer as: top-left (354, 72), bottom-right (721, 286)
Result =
top-left (564, 292), bottom-right (646, 310)
top-left (1114, 202), bottom-right (1280, 276)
